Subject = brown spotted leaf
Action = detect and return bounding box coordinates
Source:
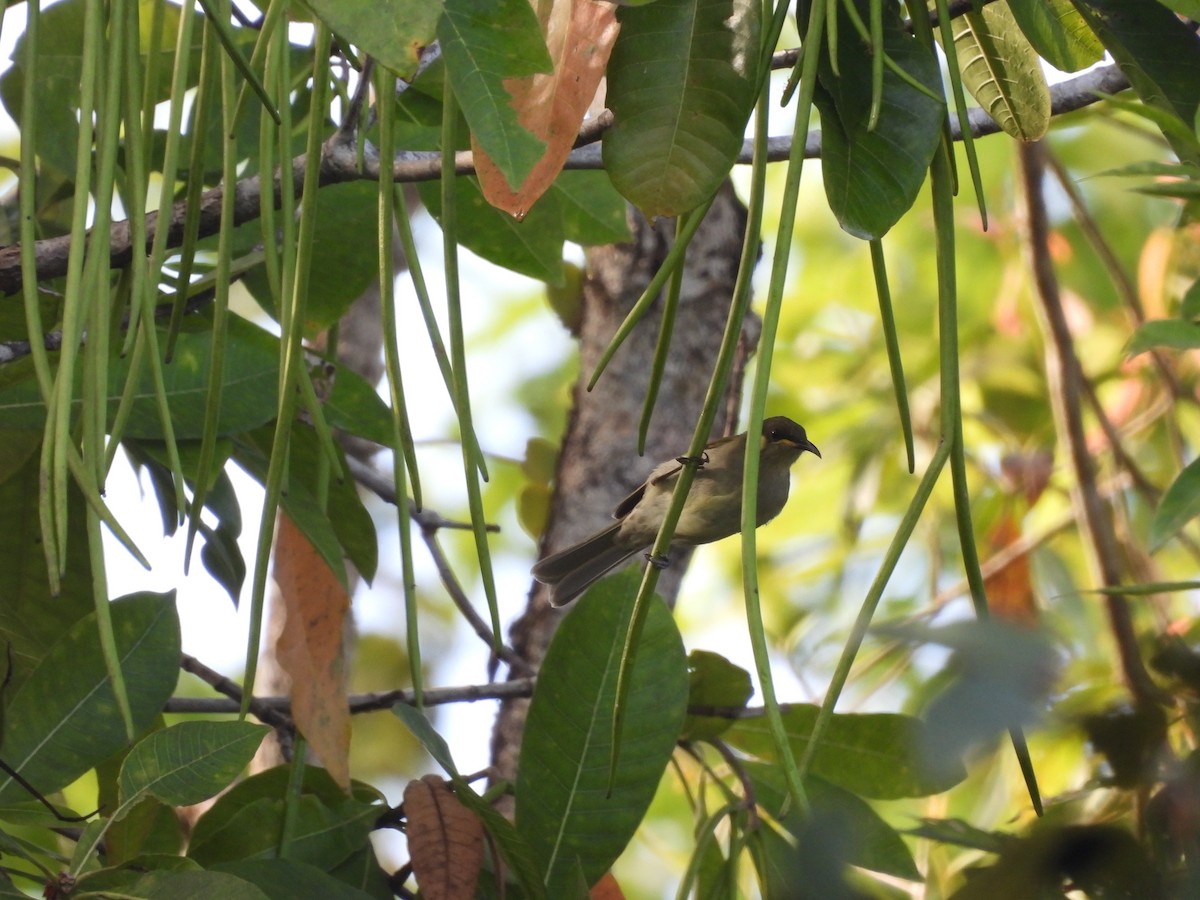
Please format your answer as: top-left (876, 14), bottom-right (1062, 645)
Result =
top-left (274, 514), bottom-right (352, 790)
top-left (474, 0), bottom-right (620, 216)
top-left (405, 775), bottom-right (486, 900)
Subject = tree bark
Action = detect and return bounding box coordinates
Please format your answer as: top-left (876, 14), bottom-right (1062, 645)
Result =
top-left (489, 182), bottom-right (759, 793)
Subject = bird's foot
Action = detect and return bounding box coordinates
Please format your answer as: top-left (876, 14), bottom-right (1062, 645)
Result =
top-left (675, 451), bottom-right (710, 469)
top-left (644, 552), bottom-right (670, 569)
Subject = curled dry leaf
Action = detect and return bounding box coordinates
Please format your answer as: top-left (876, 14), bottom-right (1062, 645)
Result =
top-left (274, 514), bottom-right (352, 790)
top-left (404, 774), bottom-right (486, 900)
top-left (475, 0), bottom-right (620, 217)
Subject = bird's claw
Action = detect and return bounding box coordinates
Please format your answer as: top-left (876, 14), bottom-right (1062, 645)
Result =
top-left (675, 451), bottom-right (710, 469)
top-left (644, 553), bottom-right (670, 569)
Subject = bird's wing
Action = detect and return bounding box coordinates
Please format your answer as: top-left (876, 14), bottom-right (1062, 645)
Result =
top-left (612, 480), bottom-right (649, 519)
top-left (613, 432), bottom-right (741, 518)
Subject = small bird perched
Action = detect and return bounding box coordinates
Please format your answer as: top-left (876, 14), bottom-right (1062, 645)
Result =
top-left (532, 416), bottom-right (820, 606)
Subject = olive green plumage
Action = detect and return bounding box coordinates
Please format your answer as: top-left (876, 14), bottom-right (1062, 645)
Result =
top-left (532, 416), bottom-right (820, 606)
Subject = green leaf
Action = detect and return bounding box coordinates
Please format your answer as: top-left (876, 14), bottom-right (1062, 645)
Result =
top-left (303, 0), bottom-right (440, 80)
top-left (681, 649), bottom-right (753, 741)
top-left (1131, 181), bottom-right (1200, 199)
top-left (1098, 160), bottom-right (1200, 180)
top-left (216, 860), bottom-right (379, 900)
top-left (1126, 319), bottom-right (1200, 355)
top-left (952, 4), bottom-right (1050, 141)
top-left (233, 422), bottom-right (376, 590)
top-left (128, 870), bottom-right (273, 900)
top-left (287, 422), bottom-right (379, 583)
top-left (0, 593), bottom-right (181, 803)
top-left (0, 288), bottom-right (59, 344)
top-left (189, 791), bottom-right (380, 869)
top-left (188, 766), bottom-right (378, 835)
top-left (0, 443), bottom-right (93, 688)
top-left (391, 704), bottom-right (461, 776)
top-left (1182, 277), bottom-right (1200, 320)
top-left (1007, 0), bottom-right (1104, 73)
top-left (0, 314), bottom-right (282, 439)
top-left (602, 0), bottom-right (760, 218)
top-left (1149, 457), bottom-right (1200, 551)
top-left (906, 817), bottom-right (1015, 854)
top-left (118, 721), bottom-right (270, 812)
top-left (419, 176), bottom-right (566, 284)
top-left (0, 0), bottom-right (87, 176)
top-left (323, 366), bottom-right (397, 450)
top-left (241, 182), bottom-right (382, 337)
top-left (438, 0), bottom-right (551, 190)
top-left (1070, 0), bottom-right (1200, 163)
top-left (814, 0), bottom-right (945, 239)
top-left (1096, 92), bottom-right (1200, 152)
top-left (104, 800), bottom-right (187, 864)
top-left (552, 171), bottom-right (633, 246)
top-left (746, 762), bottom-right (920, 882)
top-left (515, 572), bottom-right (687, 895)
top-left (73, 856), bottom-right (202, 896)
top-left (724, 703), bottom-right (965, 798)
top-left (328, 849), bottom-right (394, 900)
top-left (1156, 0), bottom-right (1200, 17)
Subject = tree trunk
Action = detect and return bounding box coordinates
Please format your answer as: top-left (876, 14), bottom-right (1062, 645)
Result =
top-left (490, 182), bottom-right (759, 792)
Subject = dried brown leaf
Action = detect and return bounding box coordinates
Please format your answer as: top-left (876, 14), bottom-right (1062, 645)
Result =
top-left (590, 871), bottom-right (626, 899)
top-left (404, 775), bottom-right (485, 900)
top-left (984, 515), bottom-right (1038, 626)
top-left (474, 0), bottom-right (620, 217)
top-left (273, 515), bottom-right (352, 790)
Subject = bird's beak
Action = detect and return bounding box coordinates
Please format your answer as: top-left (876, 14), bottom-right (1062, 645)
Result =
top-left (802, 439), bottom-right (821, 458)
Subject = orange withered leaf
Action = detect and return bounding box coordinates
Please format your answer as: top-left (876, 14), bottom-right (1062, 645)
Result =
top-left (985, 515), bottom-right (1038, 626)
top-left (474, 0), bottom-right (620, 216)
top-left (274, 515), bottom-right (352, 790)
top-left (590, 871), bottom-right (627, 899)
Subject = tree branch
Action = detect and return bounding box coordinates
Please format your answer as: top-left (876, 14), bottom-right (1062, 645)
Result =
top-left (170, 687), bottom-right (859, 720)
top-left (179, 653), bottom-right (293, 730)
top-left (164, 677), bottom-right (535, 716)
top-left (344, 456), bottom-right (535, 677)
top-left (1017, 141), bottom-right (1166, 707)
top-left (1, 65), bottom-right (1131, 297)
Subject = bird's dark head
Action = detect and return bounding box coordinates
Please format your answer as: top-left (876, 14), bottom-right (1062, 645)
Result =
top-left (761, 416), bottom-right (821, 458)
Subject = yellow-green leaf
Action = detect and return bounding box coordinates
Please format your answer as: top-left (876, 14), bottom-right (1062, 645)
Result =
top-left (951, 3), bottom-right (1050, 141)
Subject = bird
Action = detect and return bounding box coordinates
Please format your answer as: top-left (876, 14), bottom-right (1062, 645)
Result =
top-left (531, 416), bottom-right (820, 606)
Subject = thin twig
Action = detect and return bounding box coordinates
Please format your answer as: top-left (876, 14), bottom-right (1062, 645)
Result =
top-left (164, 677), bottom-right (536, 715)
top-left (346, 455), bottom-right (495, 533)
top-left (1044, 147), bottom-right (1189, 406)
top-left (1018, 141), bottom-right (1166, 706)
top-left (179, 653), bottom-right (294, 729)
top-left (345, 457), bottom-right (535, 676)
top-left (166, 688), bottom-right (874, 720)
top-left (339, 56), bottom-right (374, 138)
top-left (418, 524), bottom-right (537, 676)
top-left (705, 738), bottom-right (761, 829)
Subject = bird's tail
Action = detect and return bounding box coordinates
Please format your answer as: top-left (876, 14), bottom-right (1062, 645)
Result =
top-left (531, 523), bottom-right (641, 607)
